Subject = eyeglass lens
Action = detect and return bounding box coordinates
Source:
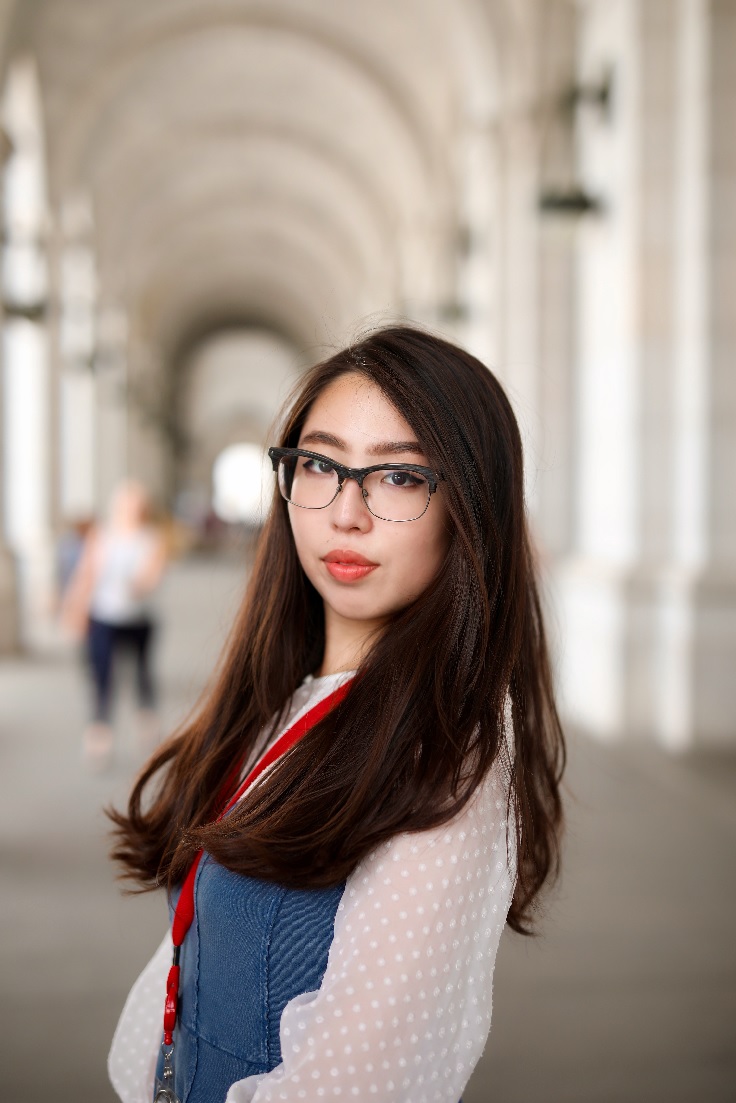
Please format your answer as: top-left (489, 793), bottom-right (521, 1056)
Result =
top-left (277, 456), bottom-right (430, 522)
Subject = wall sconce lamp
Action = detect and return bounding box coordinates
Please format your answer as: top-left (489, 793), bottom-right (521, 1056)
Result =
top-left (1, 296), bottom-right (47, 321)
top-left (537, 67), bottom-right (612, 218)
top-left (558, 68), bottom-right (613, 122)
top-left (538, 187), bottom-right (605, 216)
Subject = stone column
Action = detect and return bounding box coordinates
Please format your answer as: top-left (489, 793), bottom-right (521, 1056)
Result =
top-left (489, 5), bottom-right (577, 694)
top-left (0, 56), bottom-right (60, 651)
top-left (90, 304), bottom-right (131, 514)
top-left (0, 362), bottom-right (20, 652)
top-left (56, 195), bottom-right (98, 523)
top-left (494, 117), bottom-right (543, 523)
top-left (556, 0), bottom-right (683, 743)
top-left (656, 0), bottom-right (736, 747)
top-left (556, 0), bottom-right (736, 748)
top-left (533, 1), bottom-right (578, 561)
top-left (0, 124), bottom-right (20, 652)
top-left (493, 2), bottom-right (578, 539)
top-left (94, 358), bottom-right (128, 513)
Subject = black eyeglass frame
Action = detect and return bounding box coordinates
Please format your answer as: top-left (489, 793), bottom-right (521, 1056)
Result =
top-left (268, 446), bottom-right (445, 522)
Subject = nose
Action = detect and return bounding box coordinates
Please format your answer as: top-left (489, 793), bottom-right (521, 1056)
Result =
top-left (329, 476), bottom-right (372, 531)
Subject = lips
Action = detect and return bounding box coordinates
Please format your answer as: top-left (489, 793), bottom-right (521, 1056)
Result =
top-left (322, 549), bottom-right (379, 582)
top-left (323, 550), bottom-right (378, 566)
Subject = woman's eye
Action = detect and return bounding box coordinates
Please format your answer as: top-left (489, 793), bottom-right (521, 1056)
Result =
top-left (382, 470), bottom-right (421, 488)
top-left (302, 459), bottom-right (335, 476)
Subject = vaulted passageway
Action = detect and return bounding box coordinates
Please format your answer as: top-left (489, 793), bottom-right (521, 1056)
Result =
top-left (1, 4), bottom-right (735, 742)
top-left (1, 3), bottom-right (735, 1100)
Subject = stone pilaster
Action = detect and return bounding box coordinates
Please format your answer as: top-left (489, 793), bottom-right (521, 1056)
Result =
top-left (556, 0), bottom-right (736, 747)
top-left (0, 124), bottom-right (20, 652)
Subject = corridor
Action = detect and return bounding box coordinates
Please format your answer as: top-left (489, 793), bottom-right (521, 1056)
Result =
top-left (1, 555), bottom-right (734, 1103)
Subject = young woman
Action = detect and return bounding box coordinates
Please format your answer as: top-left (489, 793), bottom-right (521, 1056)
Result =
top-left (60, 479), bottom-right (168, 768)
top-left (107, 325), bottom-right (565, 1103)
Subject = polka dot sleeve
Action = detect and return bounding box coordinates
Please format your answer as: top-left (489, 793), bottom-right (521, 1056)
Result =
top-left (108, 928), bottom-right (172, 1103)
top-left (226, 766), bottom-right (517, 1103)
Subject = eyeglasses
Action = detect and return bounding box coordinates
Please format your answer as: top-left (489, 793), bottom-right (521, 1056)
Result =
top-left (268, 446), bottom-right (444, 523)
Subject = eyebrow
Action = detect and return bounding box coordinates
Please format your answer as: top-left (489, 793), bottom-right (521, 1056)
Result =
top-left (299, 429), bottom-right (425, 458)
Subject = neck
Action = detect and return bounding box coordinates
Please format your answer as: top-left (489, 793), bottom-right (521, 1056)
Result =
top-left (316, 604), bottom-right (385, 677)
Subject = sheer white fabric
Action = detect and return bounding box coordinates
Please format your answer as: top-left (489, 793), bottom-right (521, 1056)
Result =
top-left (109, 926), bottom-right (173, 1099)
top-left (109, 672), bottom-right (516, 1103)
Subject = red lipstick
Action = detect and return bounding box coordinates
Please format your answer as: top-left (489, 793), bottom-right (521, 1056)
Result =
top-left (322, 549), bottom-right (379, 583)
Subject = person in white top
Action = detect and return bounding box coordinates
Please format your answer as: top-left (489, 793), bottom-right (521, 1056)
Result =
top-left (107, 326), bottom-right (566, 1103)
top-left (60, 478), bottom-right (168, 769)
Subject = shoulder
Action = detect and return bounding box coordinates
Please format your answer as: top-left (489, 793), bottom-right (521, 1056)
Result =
top-left (343, 763), bottom-right (515, 911)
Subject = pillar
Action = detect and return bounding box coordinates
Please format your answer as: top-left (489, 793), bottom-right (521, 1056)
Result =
top-left (556, 0), bottom-right (736, 747)
top-left (0, 124), bottom-right (20, 652)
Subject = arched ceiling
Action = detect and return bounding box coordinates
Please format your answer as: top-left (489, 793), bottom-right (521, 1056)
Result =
top-left (10, 0), bottom-right (532, 357)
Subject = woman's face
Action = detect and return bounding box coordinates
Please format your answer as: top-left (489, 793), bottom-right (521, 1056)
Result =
top-left (288, 373), bottom-right (452, 631)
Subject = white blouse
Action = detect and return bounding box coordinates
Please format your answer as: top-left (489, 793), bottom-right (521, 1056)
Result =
top-left (108, 671), bottom-right (517, 1103)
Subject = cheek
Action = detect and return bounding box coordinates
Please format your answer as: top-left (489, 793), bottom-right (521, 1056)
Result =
top-left (287, 507), bottom-right (321, 565)
top-left (387, 516), bottom-right (451, 597)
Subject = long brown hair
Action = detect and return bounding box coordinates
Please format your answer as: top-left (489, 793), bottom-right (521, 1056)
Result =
top-left (109, 325), bottom-right (565, 935)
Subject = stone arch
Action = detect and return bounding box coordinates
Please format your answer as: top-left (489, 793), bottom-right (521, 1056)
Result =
top-left (174, 325), bottom-right (301, 518)
top-left (94, 129), bottom-right (398, 306)
top-left (51, 10), bottom-right (446, 194)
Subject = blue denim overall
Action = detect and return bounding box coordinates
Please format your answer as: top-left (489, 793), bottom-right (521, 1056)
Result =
top-left (154, 852), bottom-right (346, 1102)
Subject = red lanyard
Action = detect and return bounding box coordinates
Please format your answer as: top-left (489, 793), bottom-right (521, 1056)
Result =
top-left (161, 678), bottom-right (354, 1047)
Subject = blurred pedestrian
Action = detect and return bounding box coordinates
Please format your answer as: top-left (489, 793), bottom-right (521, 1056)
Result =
top-left (60, 478), bottom-right (168, 769)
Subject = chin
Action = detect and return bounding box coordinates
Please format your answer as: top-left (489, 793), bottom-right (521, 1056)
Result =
top-left (323, 588), bottom-right (391, 620)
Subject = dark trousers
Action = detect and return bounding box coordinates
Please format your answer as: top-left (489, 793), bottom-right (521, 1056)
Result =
top-left (86, 616), bottom-right (156, 723)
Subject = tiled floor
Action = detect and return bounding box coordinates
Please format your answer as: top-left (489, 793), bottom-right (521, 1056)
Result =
top-left (1, 554), bottom-right (734, 1103)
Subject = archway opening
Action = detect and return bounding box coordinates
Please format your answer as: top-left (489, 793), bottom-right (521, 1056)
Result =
top-left (173, 325), bottom-right (300, 541)
top-left (212, 442), bottom-right (271, 526)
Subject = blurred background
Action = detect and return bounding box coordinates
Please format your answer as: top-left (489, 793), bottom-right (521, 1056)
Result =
top-left (0, 1), bottom-right (734, 1100)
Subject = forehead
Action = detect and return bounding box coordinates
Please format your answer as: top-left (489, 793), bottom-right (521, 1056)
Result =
top-left (300, 373), bottom-right (414, 444)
